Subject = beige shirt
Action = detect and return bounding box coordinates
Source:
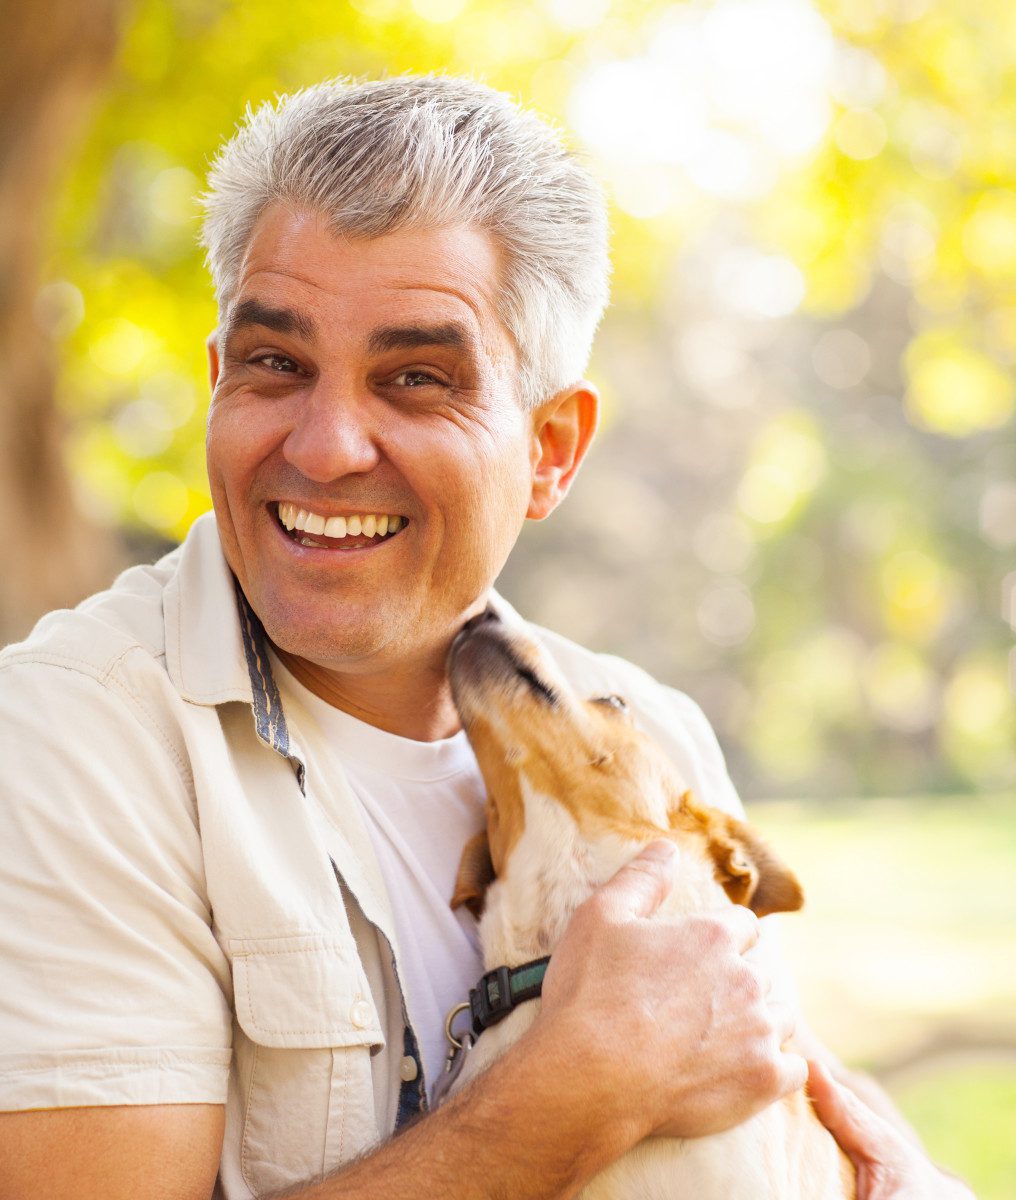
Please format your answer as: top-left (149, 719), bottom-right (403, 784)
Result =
top-left (0, 512), bottom-right (756, 1198)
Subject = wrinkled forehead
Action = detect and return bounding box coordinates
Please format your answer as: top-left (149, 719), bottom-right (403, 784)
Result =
top-left (229, 205), bottom-right (517, 368)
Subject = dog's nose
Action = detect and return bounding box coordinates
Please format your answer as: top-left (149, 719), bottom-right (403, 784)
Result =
top-left (460, 604), bottom-right (500, 636)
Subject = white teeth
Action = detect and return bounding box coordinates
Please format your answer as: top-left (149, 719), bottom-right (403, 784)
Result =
top-left (278, 505), bottom-right (405, 541)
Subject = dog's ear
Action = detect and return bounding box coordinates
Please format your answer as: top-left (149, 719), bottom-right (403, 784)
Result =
top-left (671, 791), bottom-right (804, 917)
top-left (450, 830), bottom-right (496, 919)
top-left (708, 814), bottom-right (804, 916)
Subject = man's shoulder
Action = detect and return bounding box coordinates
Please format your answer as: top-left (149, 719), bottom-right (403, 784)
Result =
top-left (491, 591), bottom-right (697, 712)
top-left (531, 620), bottom-right (705, 722)
top-left (0, 522), bottom-right (231, 786)
top-left (0, 548), bottom-right (183, 684)
top-left (0, 512), bottom-right (238, 703)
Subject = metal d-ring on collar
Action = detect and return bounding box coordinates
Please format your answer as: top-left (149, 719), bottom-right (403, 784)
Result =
top-left (446, 956), bottom-right (552, 1049)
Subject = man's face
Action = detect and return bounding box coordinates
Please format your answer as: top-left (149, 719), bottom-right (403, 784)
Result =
top-left (206, 205), bottom-right (544, 677)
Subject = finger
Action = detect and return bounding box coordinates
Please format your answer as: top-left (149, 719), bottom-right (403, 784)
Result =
top-left (714, 903), bottom-right (761, 954)
top-left (806, 1060), bottom-right (890, 1165)
top-left (778, 1051), bottom-right (809, 1099)
top-left (599, 840), bottom-right (677, 919)
top-left (767, 999), bottom-right (797, 1048)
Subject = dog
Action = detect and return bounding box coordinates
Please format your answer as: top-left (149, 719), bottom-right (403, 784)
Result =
top-left (445, 606), bottom-right (854, 1199)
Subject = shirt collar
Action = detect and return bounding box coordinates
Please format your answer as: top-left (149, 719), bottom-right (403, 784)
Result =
top-left (163, 511), bottom-right (253, 706)
top-left (161, 513), bottom-right (301, 781)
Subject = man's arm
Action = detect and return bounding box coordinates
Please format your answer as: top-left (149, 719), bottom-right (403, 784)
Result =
top-left (0, 844), bottom-right (968, 1200)
top-left (294, 843), bottom-right (803, 1199)
top-left (0, 1105), bottom-right (225, 1200)
top-left (0, 845), bottom-right (802, 1200)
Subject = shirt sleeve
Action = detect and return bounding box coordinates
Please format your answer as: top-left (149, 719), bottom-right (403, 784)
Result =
top-left (0, 659), bottom-right (233, 1110)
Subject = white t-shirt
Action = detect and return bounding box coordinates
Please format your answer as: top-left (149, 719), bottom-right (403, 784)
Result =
top-left (271, 657), bottom-right (487, 1099)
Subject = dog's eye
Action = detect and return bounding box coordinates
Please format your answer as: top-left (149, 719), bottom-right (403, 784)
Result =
top-left (592, 694), bottom-right (628, 713)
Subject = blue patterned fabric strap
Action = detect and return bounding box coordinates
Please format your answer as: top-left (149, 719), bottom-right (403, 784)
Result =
top-left (233, 578), bottom-right (306, 792)
top-left (395, 1024), bottom-right (426, 1129)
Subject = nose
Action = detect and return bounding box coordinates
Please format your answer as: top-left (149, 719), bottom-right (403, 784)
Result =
top-left (460, 604), bottom-right (500, 636)
top-left (282, 383), bottom-right (382, 483)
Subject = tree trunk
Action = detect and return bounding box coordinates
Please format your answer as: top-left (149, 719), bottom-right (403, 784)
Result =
top-left (0, 0), bottom-right (128, 644)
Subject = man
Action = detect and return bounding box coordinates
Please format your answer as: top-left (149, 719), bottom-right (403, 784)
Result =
top-left (0, 76), bottom-right (970, 1198)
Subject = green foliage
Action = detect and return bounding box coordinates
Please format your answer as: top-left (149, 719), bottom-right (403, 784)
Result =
top-left (760, 795), bottom-right (1016, 1195)
top-left (892, 1064), bottom-right (1016, 1200)
top-left (46, 0), bottom-right (1015, 797)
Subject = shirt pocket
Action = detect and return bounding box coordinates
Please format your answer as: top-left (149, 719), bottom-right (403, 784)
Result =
top-left (229, 935), bottom-right (384, 1197)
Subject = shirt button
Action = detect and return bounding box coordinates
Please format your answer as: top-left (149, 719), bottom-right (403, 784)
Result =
top-left (399, 1055), bottom-right (419, 1082)
top-left (350, 999), bottom-right (373, 1029)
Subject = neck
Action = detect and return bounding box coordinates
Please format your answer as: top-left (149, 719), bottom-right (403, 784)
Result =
top-left (479, 879), bottom-right (581, 970)
top-left (273, 645), bottom-right (463, 741)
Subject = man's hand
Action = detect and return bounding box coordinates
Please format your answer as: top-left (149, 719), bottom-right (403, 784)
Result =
top-left (538, 839), bottom-right (808, 1142)
top-left (808, 1061), bottom-right (976, 1199)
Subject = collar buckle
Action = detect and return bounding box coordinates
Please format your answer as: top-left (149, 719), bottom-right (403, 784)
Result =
top-left (470, 965), bottom-right (513, 1032)
top-left (468, 957), bottom-right (550, 1036)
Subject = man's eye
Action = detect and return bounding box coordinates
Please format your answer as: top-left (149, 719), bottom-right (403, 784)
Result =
top-left (254, 354), bottom-right (300, 373)
top-left (392, 370), bottom-right (442, 388)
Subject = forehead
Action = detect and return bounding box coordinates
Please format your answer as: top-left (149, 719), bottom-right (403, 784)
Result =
top-left (231, 205), bottom-right (511, 359)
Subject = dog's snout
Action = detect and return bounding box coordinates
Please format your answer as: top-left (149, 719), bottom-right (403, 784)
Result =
top-left (449, 605), bottom-right (561, 712)
top-left (448, 604), bottom-right (502, 675)
top-left (460, 605), bottom-right (500, 636)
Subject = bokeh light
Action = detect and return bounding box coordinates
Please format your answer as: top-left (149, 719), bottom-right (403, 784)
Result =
top-left (5, 4), bottom-right (1014, 1192)
top-left (18, 0), bottom-right (1016, 809)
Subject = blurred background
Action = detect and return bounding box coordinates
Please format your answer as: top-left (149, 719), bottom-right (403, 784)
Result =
top-left (1, 0), bottom-right (1013, 1192)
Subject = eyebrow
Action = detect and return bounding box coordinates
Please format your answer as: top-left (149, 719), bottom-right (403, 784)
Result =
top-left (222, 304), bottom-right (476, 359)
top-left (366, 322), bottom-right (474, 356)
top-left (223, 299), bottom-right (318, 344)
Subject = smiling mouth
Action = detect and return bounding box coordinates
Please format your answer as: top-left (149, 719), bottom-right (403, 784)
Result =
top-left (274, 502), bottom-right (408, 549)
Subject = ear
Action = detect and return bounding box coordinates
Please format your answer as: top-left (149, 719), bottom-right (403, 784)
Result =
top-left (450, 830), bottom-right (495, 919)
top-left (671, 792), bottom-right (804, 917)
top-left (526, 382), bottom-right (599, 521)
top-left (709, 814), bottom-right (804, 917)
top-left (207, 330), bottom-right (221, 391)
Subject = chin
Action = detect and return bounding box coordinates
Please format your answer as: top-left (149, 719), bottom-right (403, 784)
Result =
top-left (255, 597), bottom-right (393, 667)
top-left (277, 625), bottom-right (396, 669)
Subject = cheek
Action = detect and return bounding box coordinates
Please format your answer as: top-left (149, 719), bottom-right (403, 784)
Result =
top-left (204, 414), bottom-right (237, 515)
top-left (206, 396), bottom-right (285, 497)
top-left (206, 401), bottom-right (248, 482)
top-left (412, 420), bottom-right (532, 545)
top-left (472, 421), bottom-right (538, 528)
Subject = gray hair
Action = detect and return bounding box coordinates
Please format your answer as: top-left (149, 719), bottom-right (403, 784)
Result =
top-left (199, 75), bottom-right (610, 406)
